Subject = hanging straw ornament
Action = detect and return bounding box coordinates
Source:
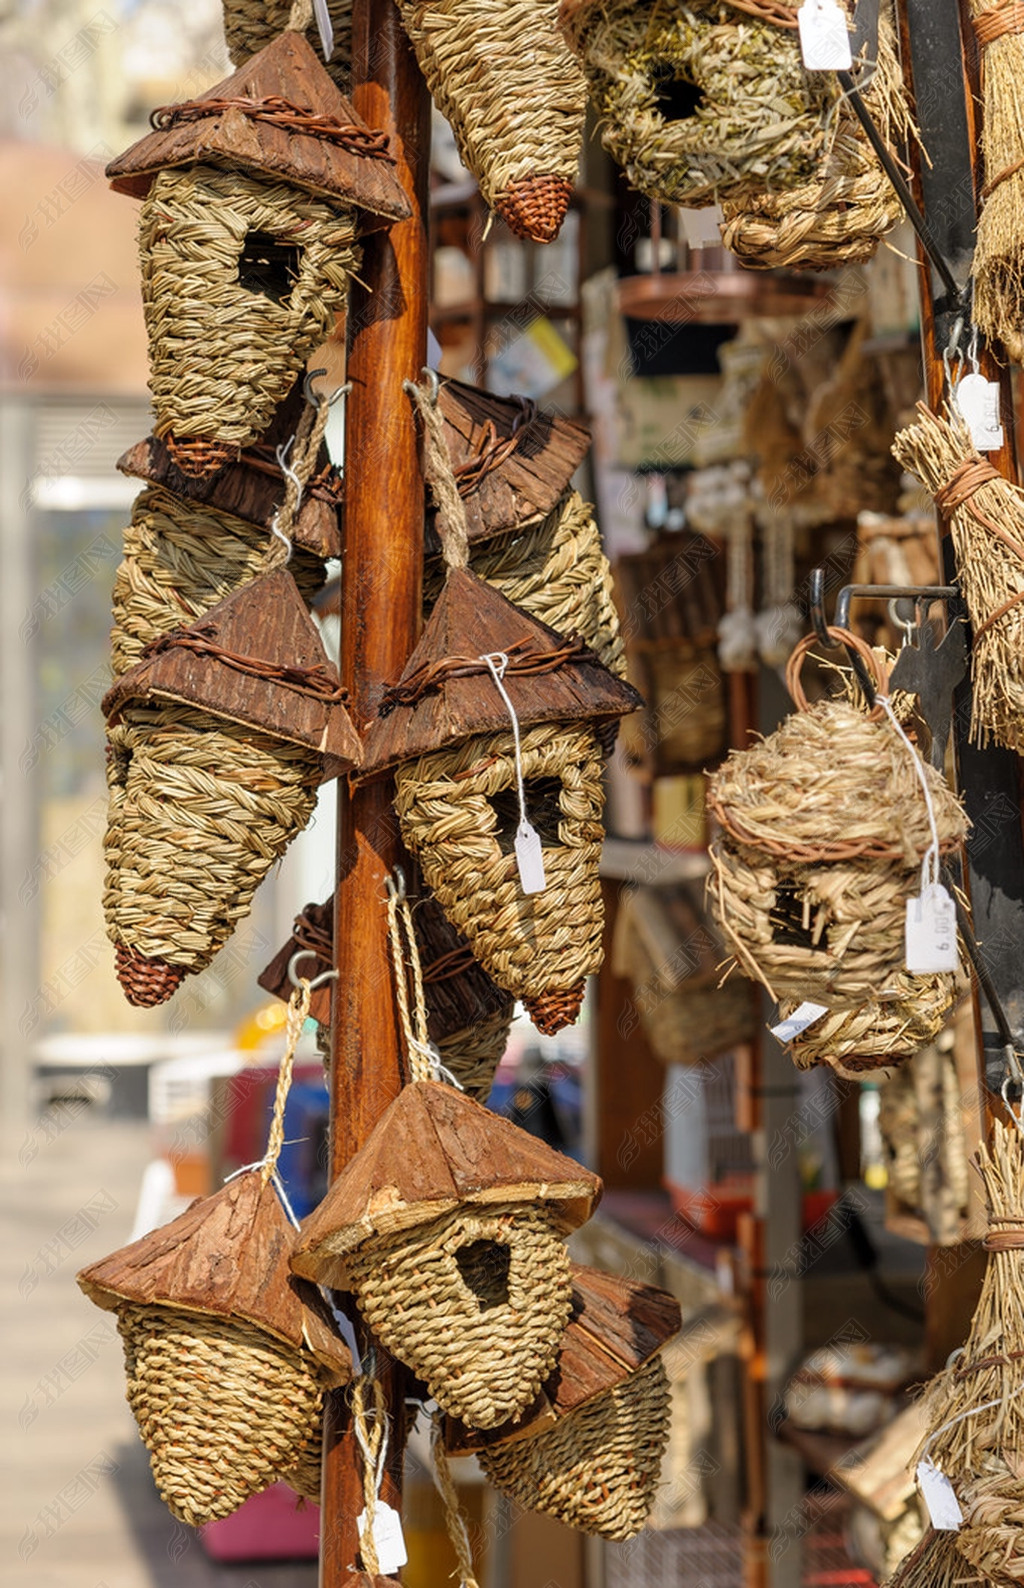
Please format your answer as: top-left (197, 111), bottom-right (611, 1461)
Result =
top-left (966, 0), bottom-right (1024, 361)
top-left (222, 0), bottom-right (354, 93)
top-left (77, 981), bottom-right (351, 1524)
top-left (394, 0), bottom-right (586, 241)
top-left (893, 403), bottom-right (1024, 753)
top-left (777, 966), bottom-right (963, 1078)
top-left (706, 629), bottom-right (967, 1008)
top-left (447, 1265), bottom-right (680, 1539)
top-left (105, 30), bottom-right (408, 476)
top-left (883, 1529), bottom-right (980, 1587)
top-left (559, 0), bottom-right (837, 207)
top-left (292, 883), bottom-right (602, 1429)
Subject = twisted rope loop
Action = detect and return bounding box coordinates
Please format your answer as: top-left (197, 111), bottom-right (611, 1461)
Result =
top-left (262, 977), bottom-right (312, 1184)
top-left (404, 374), bottom-right (470, 570)
top-left (351, 1376), bottom-right (388, 1575)
top-left (149, 94), bottom-right (395, 160)
top-left (268, 393), bottom-right (337, 567)
top-left (430, 1415), bottom-right (481, 1588)
top-left (386, 882), bottom-right (438, 1084)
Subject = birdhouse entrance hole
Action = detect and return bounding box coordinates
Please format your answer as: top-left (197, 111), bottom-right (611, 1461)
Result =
top-left (769, 883), bottom-right (822, 952)
top-left (237, 232), bottom-right (302, 306)
top-left (489, 777), bottom-right (563, 854)
top-left (650, 66), bottom-right (705, 124)
top-left (455, 1239), bottom-right (512, 1310)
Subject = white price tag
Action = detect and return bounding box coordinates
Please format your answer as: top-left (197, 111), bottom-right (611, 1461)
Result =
top-left (916, 1461), bottom-right (963, 1531)
top-left (515, 820), bottom-right (547, 895)
top-left (357, 1502), bottom-right (408, 1575)
top-left (798, 0), bottom-right (853, 69)
top-left (770, 1002), bottom-right (829, 1042)
top-left (905, 883), bottom-right (959, 973)
top-left (680, 205), bottom-right (724, 250)
top-left (312, 0), bottom-right (334, 59)
top-left (956, 372), bottom-right (1004, 452)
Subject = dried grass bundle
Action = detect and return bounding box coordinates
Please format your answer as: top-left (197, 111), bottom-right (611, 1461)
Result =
top-left (883, 1528), bottom-right (980, 1587)
top-left (968, 0), bottom-right (1024, 361)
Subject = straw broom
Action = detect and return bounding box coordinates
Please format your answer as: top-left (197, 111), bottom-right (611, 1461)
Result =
top-left (969, 1), bottom-right (1024, 361)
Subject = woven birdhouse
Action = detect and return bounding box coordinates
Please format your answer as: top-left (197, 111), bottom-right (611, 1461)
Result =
top-left (559, 0), bottom-right (836, 208)
top-left (77, 1169), bottom-right (351, 1525)
top-left (292, 1079), bottom-right (602, 1428)
top-left (396, 0), bottom-right (586, 241)
top-left (777, 967), bottom-right (964, 1078)
top-left (447, 1265), bottom-right (679, 1538)
top-left (222, 0), bottom-right (354, 92)
top-left (105, 31), bottom-right (409, 476)
top-left (358, 568), bottom-right (641, 1033)
top-left (706, 631), bottom-right (967, 1009)
top-left (102, 567), bottom-right (362, 1006)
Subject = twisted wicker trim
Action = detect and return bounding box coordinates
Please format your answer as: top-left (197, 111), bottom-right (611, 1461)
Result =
top-left (974, 3), bottom-right (1024, 47)
top-left (116, 1302), bottom-right (324, 1526)
top-left (480, 1354), bottom-right (670, 1540)
top-left (150, 96), bottom-right (393, 161)
top-left (115, 944), bottom-right (185, 1007)
top-left (343, 1202), bottom-right (573, 1429)
top-left (453, 398), bottom-right (536, 495)
top-left (139, 623), bottom-right (347, 701)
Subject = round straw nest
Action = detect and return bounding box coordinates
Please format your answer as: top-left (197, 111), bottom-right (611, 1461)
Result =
top-left (116, 1302), bottom-right (326, 1525)
top-left (779, 970), bottom-right (962, 1076)
top-left (719, 7), bottom-right (911, 270)
top-left (104, 704), bottom-right (319, 999)
top-left (222, 0), bottom-right (354, 90)
top-left (342, 1202), bottom-right (574, 1429)
top-left (560, 0), bottom-right (836, 206)
top-left (616, 915), bottom-right (755, 1067)
top-left (393, 723), bottom-right (605, 1033)
top-left (139, 164), bottom-right (358, 475)
top-left (479, 1353), bottom-right (670, 1539)
top-left (111, 486), bottom-right (324, 677)
top-left (397, 0), bottom-right (586, 240)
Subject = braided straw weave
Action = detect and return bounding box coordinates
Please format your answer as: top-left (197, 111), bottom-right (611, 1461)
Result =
top-left (393, 722), bottom-right (605, 1033)
top-left (344, 1202), bottom-right (573, 1428)
top-left (561, 0), bottom-right (835, 206)
top-left (139, 164), bottom-right (358, 474)
top-left (480, 1354), bottom-right (670, 1539)
top-left (111, 486), bottom-right (324, 676)
top-left (779, 971), bottom-right (961, 1075)
top-left (116, 1302), bottom-right (324, 1524)
top-left (719, 7), bottom-right (911, 270)
top-left (396, 0), bottom-right (586, 241)
top-left (223, 0), bottom-right (354, 90)
top-left (968, 0), bottom-right (1024, 363)
top-left (959, 1467), bottom-right (1024, 1584)
top-left (104, 704), bottom-right (319, 996)
top-left (437, 1006), bottom-right (514, 1101)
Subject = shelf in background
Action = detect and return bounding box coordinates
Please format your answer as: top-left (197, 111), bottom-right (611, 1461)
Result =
top-left (600, 837), bottom-right (711, 885)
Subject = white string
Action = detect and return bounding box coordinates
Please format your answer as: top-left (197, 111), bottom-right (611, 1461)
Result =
top-left (919, 1396), bottom-right (1004, 1463)
top-left (353, 1402), bottom-right (390, 1500)
top-left (480, 651), bottom-right (529, 830)
top-left (876, 693), bottom-right (941, 891)
top-left (270, 434), bottom-right (301, 562)
top-left (222, 1162), bottom-right (302, 1228)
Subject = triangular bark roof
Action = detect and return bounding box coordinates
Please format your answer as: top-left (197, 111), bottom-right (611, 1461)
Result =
top-left (102, 568), bottom-right (362, 779)
top-left (446, 1263), bottom-right (681, 1453)
top-left (358, 568), bottom-right (642, 776)
top-left (77, 1169), bottom-right (351, 1383)
top-left (291, 1080), bottom-right (602, 1280)
top-left (106, 31), bottom-right (410, 228)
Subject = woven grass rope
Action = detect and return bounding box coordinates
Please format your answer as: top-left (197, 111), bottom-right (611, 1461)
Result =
top-left (396, 0), bottom-right (586, 241)
top-left (779, 970), bottom-right (961, 1076)
top-left (561, 0), bottom-right (836, 207)
top-left (139, 164), bottom-right (358, 475)
top-left (345, 1201), bottom-right (573, 1429)
top-left (480, 1353), bottom-right (670, 1539)
top-left (883, 1528), bottom-right (980, 1587)
top-left (111, 485), bottom-right (324, 677)
top-left (719, 6), bottom-right (911, 270)
top-left (394, 722), bottom-right (605, 1034)
top-left (893, 404), bottom-right (1024, 753)
top-left (968, 0), bottom-right (1024, 361)
top-left (223, 0), bottom-right (354, 90)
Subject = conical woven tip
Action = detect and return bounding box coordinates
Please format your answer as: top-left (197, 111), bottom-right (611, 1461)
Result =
top-left (116, 944), bottom-right (185, 1007)
top-left (164, 433), bottom-right (238, 479)
top-left (523, 981), bottom-right (585, 1035)
top-left (495, 176), bottom-right (573, 244)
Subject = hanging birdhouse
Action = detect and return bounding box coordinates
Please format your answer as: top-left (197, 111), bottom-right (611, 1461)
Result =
top-left (105, 30), bottom-right (409, 476)
top-left (291, 1079), bottom-right (602, 1429)
top-left (395, 0), bottom-right (586, 241)
top-left (706, 630), bottom-right (967, 1010)
top-left (358, 568), bottom-right (641, 1033)
top-left (777, 967), bottom-right (964, 1079)
top-left (447, 1265), bottom-right (680, 1538)
top-left (222, 0), bottom-right (354, 93)
top-left (102, 567), bottom-right (362, 1007)
top-left (77, 1169), bottom-right (351, 1525)
top-left (559, 0), bottom-right (836, 208)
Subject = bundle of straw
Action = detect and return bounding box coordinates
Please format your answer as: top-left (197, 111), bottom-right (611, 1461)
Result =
top-left (969, 0), bottom-right (1024, 361)
top-left (892, 404), bottom-right (1024, 752)
top-left (883, 1528), bottom-right (980, 1587)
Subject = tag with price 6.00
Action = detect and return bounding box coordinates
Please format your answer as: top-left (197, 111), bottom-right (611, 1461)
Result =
top-left (905, 882), bottom-right (959, 974)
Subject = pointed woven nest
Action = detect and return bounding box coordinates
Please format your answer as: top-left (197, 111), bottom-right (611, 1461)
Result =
top-left (447, 1264), bottom-right (679, 1539)
top-left (292, 1079), bottom-right (601, 1428)
top-left (102, 570), bottom-right (360, 1006)
top-left (78, 1170), bottom-right (350, 1525)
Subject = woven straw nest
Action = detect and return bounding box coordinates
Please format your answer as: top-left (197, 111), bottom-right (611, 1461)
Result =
top-left (719, 5), bottom-right (912, 271)
top-left (780, 970), bottom-right (963, 1077)
top-left (959, 1468), bottom-right (1024, 1584)
top-left (560, 0), bottom-right (835, 206)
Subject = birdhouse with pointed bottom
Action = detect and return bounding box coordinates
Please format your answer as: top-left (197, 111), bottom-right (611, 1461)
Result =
top-left (291, 1080), bottom-right (602, 1429)
top-left (106, 30), bottom-right (409, 477)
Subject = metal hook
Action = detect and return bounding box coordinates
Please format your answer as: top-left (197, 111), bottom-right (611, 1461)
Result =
top-left (303, 367), bottom-right (349, 409)
top-left (287, 949), bottom-right (339, 992)
top-left (943, 313), bottom-right (966, 395)
top-left (420, 366), bottom-right (440, 406)
top-left (887, 599), bottom-right (918, 648)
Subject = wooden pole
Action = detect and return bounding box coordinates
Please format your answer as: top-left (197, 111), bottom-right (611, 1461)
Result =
top-left (320, 2), bottom-right (430, 1580)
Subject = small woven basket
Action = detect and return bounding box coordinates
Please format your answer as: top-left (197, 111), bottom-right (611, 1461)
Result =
top-left (222, 0), bottom-right (354, 90)
top-left (779, 971), bottom-right (961, 1076)
top-left (397, 0), bottom-right (586, 240)
top-left (480, 1354), bottom-right (670, 1539)
top-left (393, 722), bottom-right (605, 1033)
top-left (139, 164), bottom-right (357, 474)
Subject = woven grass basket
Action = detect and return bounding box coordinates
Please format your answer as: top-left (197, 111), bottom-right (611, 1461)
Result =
top-left (779, 970), bottom-right (961, 1077)
top-left (560, 0), bottom-right (835, 207)
top-left (223, 0), bottom-right (354, 90)
top-left (393, 722), bottom-right (606, 1034)
top-left (397, 0), bottom-right (586, 241)
top-left (139, 164), bottom-right (358, 474)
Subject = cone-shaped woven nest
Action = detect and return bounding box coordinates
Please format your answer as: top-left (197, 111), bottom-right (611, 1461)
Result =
top-left (292, 1080), bottom-right (601, 1427)
top-left (78, 1170), bottom-right (350, 1525)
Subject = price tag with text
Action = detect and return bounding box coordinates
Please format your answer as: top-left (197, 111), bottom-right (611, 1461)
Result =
top-left (515, 821), bottom-right (547, 894)
top-left (957, 373), bottom-right (1004, 452)
top-left (357, 1503), bottom-right (408, 1575)
top-left (905, 883), bottom-right (958, 973)
top-left (770, 1002), bottom-right (829, 1043)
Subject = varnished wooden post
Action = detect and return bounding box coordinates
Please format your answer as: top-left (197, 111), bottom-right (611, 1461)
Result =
top-left (320, 1), bottom-right (430, 1581)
